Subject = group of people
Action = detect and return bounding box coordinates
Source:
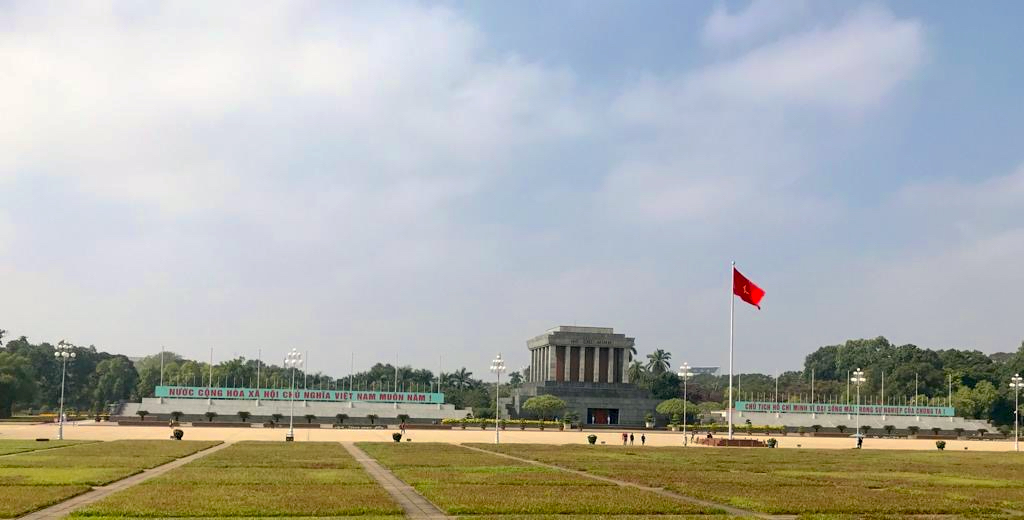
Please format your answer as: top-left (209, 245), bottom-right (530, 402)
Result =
top-left (621, 432), bottom-right (645, 445)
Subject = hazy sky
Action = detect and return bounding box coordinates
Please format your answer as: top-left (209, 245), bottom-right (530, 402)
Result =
top-left (2, 1), bottom-right (1022, 377)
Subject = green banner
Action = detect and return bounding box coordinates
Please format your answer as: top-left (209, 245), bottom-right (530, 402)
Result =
top-left (736, 401), bottom-right (954, 417)
top-left (155, 386), bottom-right (443, 404)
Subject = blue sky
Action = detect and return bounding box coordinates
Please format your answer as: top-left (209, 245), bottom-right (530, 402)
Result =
top-left (1, 0), bottom-right (1022, 377)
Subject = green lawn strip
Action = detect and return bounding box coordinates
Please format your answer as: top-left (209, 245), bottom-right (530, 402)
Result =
top-left (147, 466), bottom-right (373, 484)
top-left (0, 466), bottom-right (131, 485)
top-left (455, 516), bottom-right (737, 520)
top-left (358, 442), bottom-right (712, 515)
top-left (74, 517), bottom-right (402, 519)
top-left (74, 442), bottom-right (402, 517)
top-left (72, 483), bottom-right (402, 517)
top-left (0, 439), bottom-right (94, 456)
top-left (0, 485), bottom-right (91, 518)
top-left (189, 440), bottom-right (358, 469)
top-left (475, 444), bottom-right (1020, 515)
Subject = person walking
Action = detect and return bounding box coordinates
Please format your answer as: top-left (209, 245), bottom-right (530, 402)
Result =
top-left (621, 432), bottom-right (628, 445)
top-left (641, 433), bottom-right (646, 446)
top-left (629, 433), bottom-right (634, 445)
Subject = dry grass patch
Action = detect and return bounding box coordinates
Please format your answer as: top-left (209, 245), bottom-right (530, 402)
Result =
top-left (476, 443), bottom-right (1024, 515)
top-left (73, 483), bottom-right (401, 517)
top-left (148, 466), bottom-right (373, 485)
top-left (0, 439), bottom-right (92, 456)
top-left (190, 440), bottom-right (356, 469)
top-left (0, 485), bottom-right (90, 518)
top-left (359, 442), bottom-right (713, 515)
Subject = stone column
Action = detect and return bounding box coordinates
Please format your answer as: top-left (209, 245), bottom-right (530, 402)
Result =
top-left (591, 347), bottom-right (600, 382)
top-left (607, 348), bottom-right (615, 383)
top-left (548, 346), bottom-right (556, 382)
top-left (565, 348), bottom-right (573, 380)
top-left (577, 347), bottom-right (585, 382)
top-left (622, 348), bottom-right (630, 384)
top-left (531, 349), bottom-right (536, 382)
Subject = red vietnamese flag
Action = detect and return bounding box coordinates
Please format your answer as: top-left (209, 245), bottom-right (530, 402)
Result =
top-left (733, 268), bottom-right (765, 309)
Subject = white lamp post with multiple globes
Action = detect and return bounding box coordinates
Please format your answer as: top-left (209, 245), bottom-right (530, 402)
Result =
top-left (1011, 373), bottom-right (1023, 453)
top-left (54, 341), bottom-right (77, 440)
top-left (678, 362), bottom-right (693, 446)
top-left (284, 349), bottom-right (303, 441)
top-left (490, 353), bottom-right (506, 444)
top-left (851, 368), bottom-right (866, 442)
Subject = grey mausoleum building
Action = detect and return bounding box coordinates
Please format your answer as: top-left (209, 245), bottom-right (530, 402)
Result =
top-left (506, 326), bottom-right (661, 426)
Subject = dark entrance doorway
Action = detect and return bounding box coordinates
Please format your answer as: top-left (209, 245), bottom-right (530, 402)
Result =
top-left (587, 408), bottom-right (619, 425)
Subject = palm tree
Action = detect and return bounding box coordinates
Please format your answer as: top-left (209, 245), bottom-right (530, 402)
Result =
top-left (627, 361), bottom-right (647, 383)
top-left (646, 349), bottom-right (672, 375)
top-left (627, 345), bottom-right (637, 363)
top-left (452, 367), bottom-right (474, 389)
top-left (508, 371), bottom-right (523, 387)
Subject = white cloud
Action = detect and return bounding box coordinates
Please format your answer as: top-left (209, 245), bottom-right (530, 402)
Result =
top-left (702, 0), bottom-right (809, 49)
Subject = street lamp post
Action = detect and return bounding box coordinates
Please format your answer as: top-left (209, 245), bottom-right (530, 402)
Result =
top-left (490, 353), bottom-right (506, 445)
top-left (851, 368), bottom-right (865, 444)
top-left (284, 349), bottom-right (303, 441)
top-left (1011, 374), bottom-right (1023, 453)
top-left (54, 341), bottom-right (77, 440)
top-left (678, 362), bottom-right (693, 446)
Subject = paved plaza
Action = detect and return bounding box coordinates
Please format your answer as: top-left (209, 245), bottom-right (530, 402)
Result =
top-left (2, 421), bottom-right (1017, 451)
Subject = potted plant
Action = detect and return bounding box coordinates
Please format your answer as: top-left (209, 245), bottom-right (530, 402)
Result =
top-left (171, 411), bottom-right (184, 423)
top-left (977, 428), bottom-right (987, 438)
top-left (367, 414), bottom-right (378, 426)
top-left (836, 425), bottom-right (847, 434)
top-left (237, 411), bottom-right (251, 422)
top-left (644, 413), bottom-right (655, 429)
top-left (954, 427), bottom-right (965, 439)
top-left (204, 411), bottom-right (217, 422)
top-left (931, 427), bottom-right (942, 436)
top-left (935, 440), bottom-right (946, 450)
top-left (519, 418), bottom-right (526, 430)
top-left (766, 438), bottom-right (777, 448)
top-left (587, 434), bottom-right (597, 445)
top-left (336, 413), bottom-right (348, 427)
top-left (271, 413), bottom-right (283, 425)
top-left (811, 424), bottom-right (822, 435)
top-left (860, 425), bottom-right (872, 437)
top-left (392, 432), bottom-right (403, 442)
top-left (908, 426), bottom-right (920, 438)
top-left (500, 418), bottom-right (507, 430)
top-left (137, 410), bottom-right (149, 421)
top-left (670, 413), bottom-right (681, 431)
top-left (304, 414), bottom-right (316, 424)
top-left (883, 425), bottom-right (895, 436)
top-left (798, 426), bottom-right (806, 436)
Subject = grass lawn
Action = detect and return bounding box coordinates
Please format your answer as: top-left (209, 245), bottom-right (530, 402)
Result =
top-left (73, 441), bottom-right (402, 518)
top-left (0, 439), bottom-right (93, 456)
top-left (0, 440), bottom-right (218, 518)
top-left (475, 443), bottom-right (1024, 515)
top-left (359, 442), bottom-right (714, 516)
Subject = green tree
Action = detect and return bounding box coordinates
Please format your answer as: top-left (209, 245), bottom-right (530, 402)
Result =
top-left (508, 371), bottom-right (523, 387)
top-left (92, 357), bottom-right (139, 411)
top-left (649, 372), bottom-right (681, 400)
top-left (627, 361), bottom-right (647, 384)
top-left (0, 352), bottom-right (36, 418)
top-left (646, 349), bottom-right (672, 375)
top-left (522, 395), bottom-right (567, 420)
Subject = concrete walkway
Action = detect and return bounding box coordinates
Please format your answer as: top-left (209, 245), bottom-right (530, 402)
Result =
top-left (18, 441), bottom-right (231, 520)
top-left (343, 442), bottom-right (451, 520)
top-left (460, 444), bottom-right (791, 520)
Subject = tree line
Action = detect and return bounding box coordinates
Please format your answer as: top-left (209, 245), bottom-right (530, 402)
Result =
top-left (2, 328), bottom-right (1021, 425)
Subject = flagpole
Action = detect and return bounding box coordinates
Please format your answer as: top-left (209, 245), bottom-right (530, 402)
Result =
top-left (729, 260), bottom-right (735, 440)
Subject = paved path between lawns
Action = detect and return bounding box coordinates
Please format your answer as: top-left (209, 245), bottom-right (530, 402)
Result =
top-left (18, 441), bottom-right (232, 520)
top-left (459, 444), bottom-right (793, 520)
top-left (343, 442), bottom-right (452, 520)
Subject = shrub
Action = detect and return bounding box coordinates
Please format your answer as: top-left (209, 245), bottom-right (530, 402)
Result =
top-left (766, 438), bottom-right (777, 448)
top-left (522, 395), bottom-right (567, 420)
top-left (335, 413), bottom-right (348, 425)
top-left (811, 424), bottom-right (822, 433)
top-left (908, 426), bottom-right (920, 436)
top-left (997, 425), bottom-right (1010, 437)
top-left (172, 429), bottom-right (184, 440)
top-left (304, 414), bottom-right (316, 424)
top-left (798, 426), bottom-right (806, 436)
top-left (670, 413), bottom-right (681, 425)
top-left (836, 425), bottom-right (847, 433)
top-left (237, 411), bottom-right (250, 422)
top-left (204, 411), bottom-right (217, 422)
top-left (271, 413), bottom-right (283, 423)
top-left (397, 414), bottom-right (410, 422)
top-left (931, 427), bottom-right (942, 436)
top-left (954, 427), bottom-right (965, 437)
top-left (392, 432), bottom-right (402, 442)
top-left (170, 411), bottom-right (183, 422)
top-left (137, 410), bottom-right (149, 421)
top-left (367, 414), bottom-right (378, 425)
top-left (587, 434), bottom-right (597, 445)
top-left (644, 412), bottom-right (654, 424)
top-left (883, 424), bottom-right (895, 435)
top-left (977, 428), bottom-right (987, 437)
top-left (936, 440), bottom-right (946, 450)
top-left (860, 425), bottom-right (871, 435)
